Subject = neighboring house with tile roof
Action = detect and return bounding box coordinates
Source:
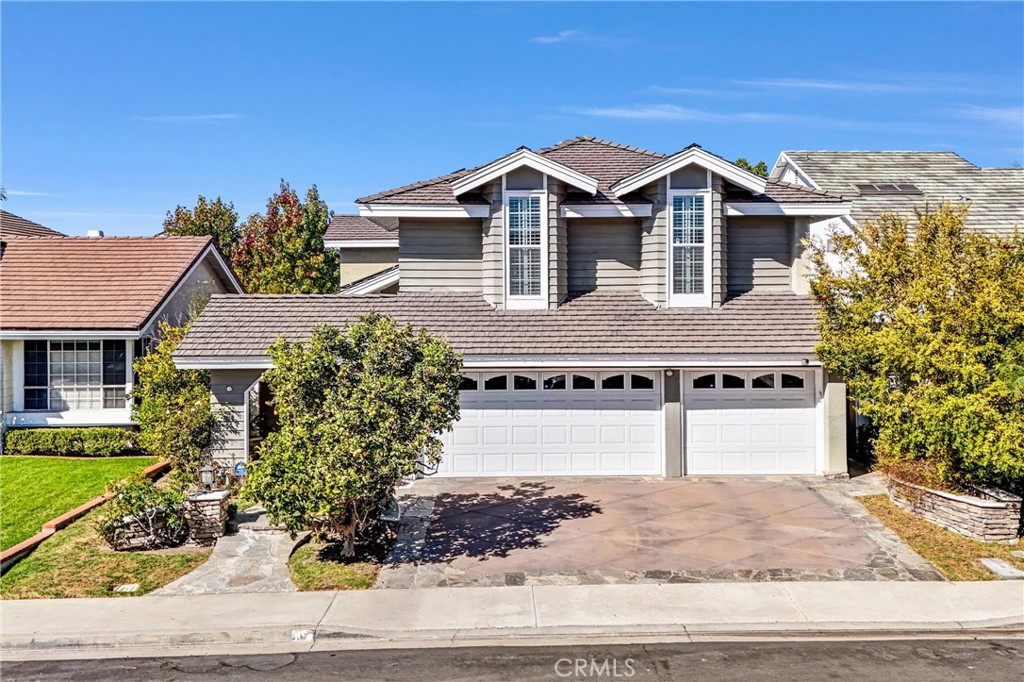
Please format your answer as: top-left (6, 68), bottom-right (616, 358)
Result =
top-left (0, 234), bottom-right (242, 432)
top-left (177, 136), bottom-right (856, 478)
top-left (770, 151), bottom-right (1024, 236)
top-left (0, 209), bottom-right (64, 238)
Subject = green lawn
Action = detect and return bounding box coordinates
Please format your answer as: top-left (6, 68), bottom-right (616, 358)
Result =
top-left (0, 455), bottom-right (157, 551)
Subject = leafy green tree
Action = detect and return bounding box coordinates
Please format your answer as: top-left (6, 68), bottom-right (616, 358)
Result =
top-left (245, 315), bottom-right (463, 555)
top-left (231, 181), bottom-right (338, 294)
top-left (162, 196), bottom-right (239, 255)
top-left (131, 320), bottom-right (216, 480)
top-left (734, 158), bottom-right (768, 177)
top-left (809, 203), bottom-right (1024, 491)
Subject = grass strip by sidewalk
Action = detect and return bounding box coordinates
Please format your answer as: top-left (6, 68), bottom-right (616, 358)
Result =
top-left (859, 494), bottom-right (1024, 581)
top-left (0, 455), bottom-right (157, 551)
top-left (289, 541), bottom-right (381, 591)
top-left (0, 507), bottom-right (210, 599)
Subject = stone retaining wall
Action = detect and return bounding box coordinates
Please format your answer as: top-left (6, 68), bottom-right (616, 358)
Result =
top-left (888, 479), bottom-right (1022, 543)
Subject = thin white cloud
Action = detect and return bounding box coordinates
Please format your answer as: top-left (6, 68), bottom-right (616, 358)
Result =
top-left (649, 85), bottom-right (745, 99)
top-left (735, 77), bottom-right (915, 93)
top-left (562, 104), bottom-right (794, 123)
top-left (532, 29), bottom-right (582, 44)
top-left (4, 189), bottom-right (54, 197)
top-left (953, 105), bottom-right (1024, 127)
top-left (733, 76), bottom-right (993, 96)
top-left (133, 113), bottom-right (244, 123)
top-left (531, 29), bottom-right (636, 49)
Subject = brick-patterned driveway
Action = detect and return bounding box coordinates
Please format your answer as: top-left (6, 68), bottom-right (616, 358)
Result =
top-left (414, 478), bottom-right (884, 578)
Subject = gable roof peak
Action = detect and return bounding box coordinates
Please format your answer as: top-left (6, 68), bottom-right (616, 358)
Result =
top-left (537, 135), bottom-right (665, 159)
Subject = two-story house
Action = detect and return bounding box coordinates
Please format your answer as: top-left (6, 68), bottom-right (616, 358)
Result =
top-left (175, 136), bottom-right (855, 478)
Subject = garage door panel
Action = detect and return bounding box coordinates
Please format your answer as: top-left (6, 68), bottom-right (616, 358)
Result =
top-left (629, 424), bottom-right (657, 444)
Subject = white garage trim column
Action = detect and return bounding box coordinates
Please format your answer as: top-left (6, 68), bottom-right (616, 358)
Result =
top-left (821, 370), bottom-right (849, 477)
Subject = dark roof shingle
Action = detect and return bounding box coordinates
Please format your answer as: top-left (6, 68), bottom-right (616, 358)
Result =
top-left (325, 215), bottom-right (396, 241)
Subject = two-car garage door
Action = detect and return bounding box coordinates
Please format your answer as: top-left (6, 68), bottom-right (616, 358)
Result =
top-left (435, 368), bottom-right (818, 477)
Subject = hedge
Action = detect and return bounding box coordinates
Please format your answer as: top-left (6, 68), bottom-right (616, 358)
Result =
top-left (2, 427), bottom-right (139, 457)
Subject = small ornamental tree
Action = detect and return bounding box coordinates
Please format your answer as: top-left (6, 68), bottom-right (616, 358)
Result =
top-left (808, 203), bottom-right (1024, 491)
top-left (734, 158), bottom-right (768, 177)
top-left (244, 315), bottom-right (463, 555)
top-left (162, 195), bottom-right (240, 255)
top-left (231, 181), bottom-right (338, 294)
top-left (132, 320), bottom-right (216, 480)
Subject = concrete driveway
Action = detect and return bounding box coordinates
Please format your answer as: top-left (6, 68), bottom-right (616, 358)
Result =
top-left (377, 477), bottom-right (935, 588)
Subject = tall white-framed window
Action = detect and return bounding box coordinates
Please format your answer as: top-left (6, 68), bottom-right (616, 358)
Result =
top-left (504, 188), bottom-right (547, 308)
top-left (668, 188), bottom-right (712, 307)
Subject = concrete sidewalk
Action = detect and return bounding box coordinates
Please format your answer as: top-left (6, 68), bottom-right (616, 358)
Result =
top-left (2, 582), bottom-right (1022, 659)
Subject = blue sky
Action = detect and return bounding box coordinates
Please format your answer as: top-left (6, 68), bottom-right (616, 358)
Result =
top-left (3, 2), bottom-right (1022, 237)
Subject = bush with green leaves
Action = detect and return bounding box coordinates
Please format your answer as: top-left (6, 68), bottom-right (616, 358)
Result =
top-left (131, 321), bottom-right (216, 481)
top-left (244, 315), bottom-right (462, 555)
top-left (3, 427), bottom-right (136, 457)
top-left (809, 203), bottom-right (1024, 491)
top-left (97, 472), bottom-right (190, 550)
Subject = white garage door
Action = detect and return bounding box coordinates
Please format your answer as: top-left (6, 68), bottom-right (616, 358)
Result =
top-left (684, 370), bottom-right (817, 475)
top-left (435, 370), bottom-right (662, 477)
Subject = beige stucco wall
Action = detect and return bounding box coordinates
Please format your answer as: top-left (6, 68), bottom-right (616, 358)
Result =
top-left (0, 340), bottom-right (14, 414)
top-left (150, 256), bottom-right (233, 334)
top-left (340, 248), bottom-right (399, 286)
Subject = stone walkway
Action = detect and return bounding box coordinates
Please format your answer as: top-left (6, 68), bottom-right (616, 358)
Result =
top-left (154, 507), bottom-right (300, 595)
top-left (375, 475), bottom-right (943, 589)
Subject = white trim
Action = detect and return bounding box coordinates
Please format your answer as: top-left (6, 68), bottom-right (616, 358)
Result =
top-left (0, 329), bottom-right (145, 340)
top-left (451, 148), bottom-right (599, 197)
top-left (613, 147), bottom-right (767, 197)
top-left (560, 203), bottom-right (653, 218)
top-left (325, 239), bottom-right (399, 249)
top-left (503, 185), bottom-right (548, 310)
top-left (667, 187), bottom-right (713, 308)
top-left (4, 408), bottom-right (134, 428)
top-left (358, 204), bottom-right (491, 219)
top-left (769, 152), bottom-right (821, 189)
top-left (340, 267), bottom-right (400, 296)
top-left (174, 357), bottom-right (275, 370)
top-left (725, 202), bottom-right (850, 217)
top-left (140, 244), bottom-right (243, 335)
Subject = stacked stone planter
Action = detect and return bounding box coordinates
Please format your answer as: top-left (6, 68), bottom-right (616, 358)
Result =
top-left (184, 489), bottom-right (231, 546)
top-left (888, 479), bottom-right (1022, 543)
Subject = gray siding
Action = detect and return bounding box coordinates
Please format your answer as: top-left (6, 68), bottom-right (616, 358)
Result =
top-left (398, 220), bottom-right (483, 293)
top-left (548, 178), bottom-right (568, 308)
top-left (711, 177), bottom-right (727, 307)
top-left (639, 180), bottom-right (668, 306)
top-left (566, 219), bottom-right (641, 291)
top-left (481, 180), bottom-right (504, 307)
top-left (210, 369), bottom-right (264, 465)
top-left (727, 217), bottom-right (793, 292)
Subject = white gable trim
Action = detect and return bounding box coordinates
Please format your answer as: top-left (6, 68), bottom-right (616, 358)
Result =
top-left (725, 202), bottom-right (850, 217)
top-left (358, 204), bottom-right (490, 219)
top-left (339, 267), bottom-right (400, 296)
top-left (451, 149), bottom-right (599, 197)
top-left (560, 203), bottom-right (653, 218)
top-left (769, 152), bottom-right (820, 189)
top-left (324, 239), bottom-right (399, 249)
top-left (613, 147), bottom-right (767, 197)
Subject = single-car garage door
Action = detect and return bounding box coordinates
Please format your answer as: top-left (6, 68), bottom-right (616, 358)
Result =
top-left (684, 369), bottom-right (817, 475)
top-left (435, 370), bottom-right (662, 477)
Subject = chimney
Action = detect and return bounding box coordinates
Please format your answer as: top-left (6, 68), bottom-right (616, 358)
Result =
top-left (86, 229), bottom-right (104, 238)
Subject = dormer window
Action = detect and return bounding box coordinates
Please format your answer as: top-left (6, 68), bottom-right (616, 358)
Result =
top-left (668, 189), bottom-right (712, 307)
top-left (505, 190), bottom-right (547, 308)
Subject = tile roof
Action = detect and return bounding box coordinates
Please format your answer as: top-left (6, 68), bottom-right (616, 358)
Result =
top-left (777, 151), bottom-right (1024, 234)
top-left (0, 236), bottom-right (216, 331)
top-left (324, 215), bottom-right (396, 241)
top-left (728, 180), bottom-right (846, 204)
top-left (0, 210), bottom-right (64, 238)
top-left (356, 136), bottom-right (831, 209)
top-left (174, 290), bottom-right (820, 361)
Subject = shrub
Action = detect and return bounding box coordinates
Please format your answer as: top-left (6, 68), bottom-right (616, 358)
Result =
top-left (3, 427), bottom-right (136, 457)
top-left (97, 472), bottom-right (190, 550)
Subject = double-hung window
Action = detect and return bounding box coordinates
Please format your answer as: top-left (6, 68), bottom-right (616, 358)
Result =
top-left (505, 192), bottom-right (545, 305)
top-left (23, 340), bottom-right (129, 411)
top-left (669, 190), bottom-right (711, 306)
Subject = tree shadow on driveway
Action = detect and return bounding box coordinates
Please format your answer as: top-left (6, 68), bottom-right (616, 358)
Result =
top-left (418, 481), bottom-right (602, 563)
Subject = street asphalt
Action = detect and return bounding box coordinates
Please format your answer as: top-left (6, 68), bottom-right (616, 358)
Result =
top-left (2, 639), bottom-right (1021, 681)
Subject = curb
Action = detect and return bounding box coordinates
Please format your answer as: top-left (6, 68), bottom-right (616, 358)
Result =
top-left (0, 460), bottom-right (170, 574)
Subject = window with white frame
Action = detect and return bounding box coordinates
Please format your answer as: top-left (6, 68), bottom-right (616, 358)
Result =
top-left (669, 191), bottom-right (711, 306)
top-left (23, 340), bottom-right (129, 411)
top-left (506, 193), bottom-right (544, 300)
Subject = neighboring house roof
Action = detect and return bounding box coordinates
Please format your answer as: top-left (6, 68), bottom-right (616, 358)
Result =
top-left (173, 290), bottom-right (818, 364)
top-left (0, 236), bottom-right (239, 332)
top-left (324, 215), bottom-right (396, 242)
top-left (0, 210), bottom-right (64, 238)
top-left (356, 136), bottom-right (832, 209)
top-left (773, 151), bottom-right (1024, 233)
top-left (727, 181), bottom-right (846, 205)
